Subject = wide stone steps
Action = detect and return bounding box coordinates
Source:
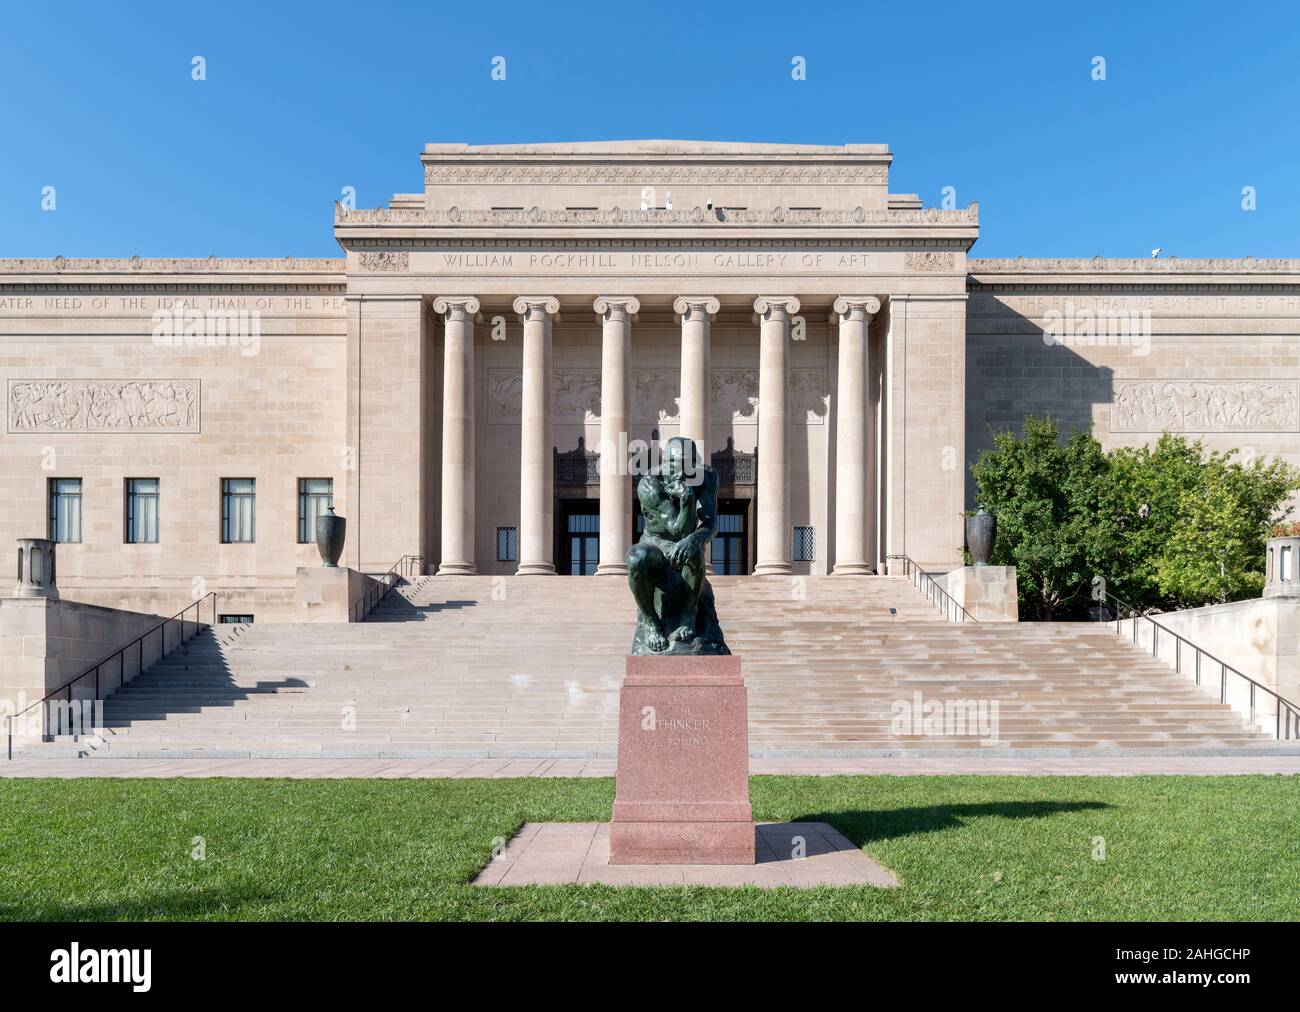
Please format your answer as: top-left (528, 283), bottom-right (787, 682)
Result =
top-left (20, 574), bottom-right (1285, 758)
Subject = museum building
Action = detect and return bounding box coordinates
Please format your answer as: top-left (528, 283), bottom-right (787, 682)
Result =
top-left (3, 141), bottom-right (1298, 623)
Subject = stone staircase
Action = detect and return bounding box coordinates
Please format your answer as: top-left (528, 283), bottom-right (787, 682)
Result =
top-left (21, 575), bottom-right (1284, 758)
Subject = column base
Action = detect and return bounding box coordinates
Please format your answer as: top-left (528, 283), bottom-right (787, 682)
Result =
top-left (752, 563), bottom-right (793, 577)
top-left (436, 562), bottom-right (477, 576)
top-left (514, 561), bottom-right (556, 576)
top-left (594, 562), bottom-right (628, 577)
top-left (832, 562), bottom-right (874, 576)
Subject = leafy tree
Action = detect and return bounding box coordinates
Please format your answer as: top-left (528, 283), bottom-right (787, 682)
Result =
top-left (1156, 468), bottom-right (1263, 605)
top-left (971, 418), bottom-right (1300, 619)
top-left (970, 417), bottom-right (1108, 620)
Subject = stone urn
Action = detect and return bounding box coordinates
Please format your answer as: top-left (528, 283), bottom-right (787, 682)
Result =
top-left (966, 506), bottom-right (997, 567)
top-left (315, 508), bottom-right (346, 568)
top-left (1265, 535), bottom-right (1300, 598)
top-left (14, 537), bottom-right (59, 599)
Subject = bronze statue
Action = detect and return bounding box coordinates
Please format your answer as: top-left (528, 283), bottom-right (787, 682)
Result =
top-left (626, 436), bottom-right (730, 656)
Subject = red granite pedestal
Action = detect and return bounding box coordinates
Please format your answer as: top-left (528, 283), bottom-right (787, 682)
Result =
top-left (609, 654), bottom-right (755, 865)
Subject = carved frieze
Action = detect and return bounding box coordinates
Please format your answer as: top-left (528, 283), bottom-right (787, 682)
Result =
top-left (424, 164), bottom-right (888, 186)
top-left (358, 251), bottom-right (409, 272)
top-left (905, 251), bottom-right (956, 272)
top-left (1110, 380), bottom-right (1300, 433)
top-left (634, 371), bottom-right (680, 423)
top-left (8, 380), bottom-right (200, 433)
top-left (488, 367), bottom-right (826, 424)
top-left (968, 256), bottom-right (1300, 275)
top-left (0, 257), bottom-right (340, 274)
top-left (336, 205), bottom-right (979, 227)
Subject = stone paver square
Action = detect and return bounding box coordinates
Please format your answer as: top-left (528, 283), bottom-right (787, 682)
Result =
top-left (473, 821), bottom-right (898, 889)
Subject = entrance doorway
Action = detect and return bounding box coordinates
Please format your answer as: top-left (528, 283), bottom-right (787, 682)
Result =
top-left (711, 498), bottom-right (750, 575)
top-left (558, 501), bottom-right (600, 575)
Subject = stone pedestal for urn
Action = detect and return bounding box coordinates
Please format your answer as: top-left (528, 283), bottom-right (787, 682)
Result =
top-left (610, 655), bottom-right (755, 865)
top-left (14, 538), bottom-right (58, 600)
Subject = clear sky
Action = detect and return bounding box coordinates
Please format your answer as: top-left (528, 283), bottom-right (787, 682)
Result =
top-left (2, 0), bottom-right (1296, 259)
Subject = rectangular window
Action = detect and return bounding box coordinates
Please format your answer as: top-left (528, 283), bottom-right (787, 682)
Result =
top-left (48, 478), bottom-right (83, 543)
top-left (792, 525), bottom-right (816, 562)
top-left (298, 478), bottom-right (334, 543)
top-left (125, 478), bottom-right (160, 544)
top-left (218, 614), bottom-right (254, 624)
top-left (221, 478), bottom-right (256, 543)
top-left (496, 526), bottom-right (519, 562)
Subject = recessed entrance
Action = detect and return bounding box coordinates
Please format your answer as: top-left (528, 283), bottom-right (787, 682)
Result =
top-left (711, 499), bottom-right (750, 575)
top-left (558, 501), bottom-right (600, 575)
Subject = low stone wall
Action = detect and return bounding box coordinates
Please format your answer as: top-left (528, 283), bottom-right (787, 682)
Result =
top-left (0, 597), bottom-right (182, 740)
top-left (1117, 598), bottom-right (1300, 731)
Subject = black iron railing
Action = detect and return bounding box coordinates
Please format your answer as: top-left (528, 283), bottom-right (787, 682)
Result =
top-left (886, 554), bottom-right (977, 622)
top-left (349, 554), bottom-right (425, 622)
top-left (1101, 589), bottom-right (1300, 740)
top-left (6, 592), bottom-right (218, 759)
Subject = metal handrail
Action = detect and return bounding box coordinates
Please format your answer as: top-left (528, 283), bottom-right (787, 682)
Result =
top-left (1101, 589), bottom-right (1300, 740)
top-left (6, 592), bottom-right (218, 759)
top-left (886, 554), bottom-right (978, 623)
top-left (349, 554), bottom-right (425, 622)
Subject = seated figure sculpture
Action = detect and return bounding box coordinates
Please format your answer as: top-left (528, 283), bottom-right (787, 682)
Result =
top-left (626, 436), bottom-right (730, 656)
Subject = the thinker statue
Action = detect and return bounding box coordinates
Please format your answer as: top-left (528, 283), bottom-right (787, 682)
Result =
top-left (626, 436), bottom-right (730, 656)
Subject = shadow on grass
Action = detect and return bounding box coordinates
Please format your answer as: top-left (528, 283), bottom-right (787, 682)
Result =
top-left (799, 800), bottom-right (1111, 846)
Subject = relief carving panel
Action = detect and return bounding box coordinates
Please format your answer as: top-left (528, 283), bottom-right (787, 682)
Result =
top-left (8, 380), bottom-right (200, 433)
top-left (1111, 380), bottom-right (1300, 433)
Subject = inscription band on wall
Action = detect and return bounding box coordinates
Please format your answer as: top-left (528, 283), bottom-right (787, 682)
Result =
top-left (8, 379), bottom-right (201, 433)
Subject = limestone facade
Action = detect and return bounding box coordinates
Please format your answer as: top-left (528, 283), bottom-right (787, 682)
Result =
top-left (1, 142), bottom-right (1297, 622)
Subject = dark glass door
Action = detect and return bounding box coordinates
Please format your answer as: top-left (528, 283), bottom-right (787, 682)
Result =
top-left (711, 500), bottom-right (749, 575)
top-left (559, 502), bottom-right (600, 575)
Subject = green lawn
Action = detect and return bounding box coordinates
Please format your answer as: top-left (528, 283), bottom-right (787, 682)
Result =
top-left (1, 775), bottom-right (1296, 921)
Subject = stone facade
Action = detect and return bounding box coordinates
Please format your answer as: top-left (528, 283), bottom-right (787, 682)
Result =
top-left (1, 141), bottom-right (1297, 621)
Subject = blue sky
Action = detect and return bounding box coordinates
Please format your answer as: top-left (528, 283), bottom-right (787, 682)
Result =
top-left (2, 0), bottom-right (1296, 259)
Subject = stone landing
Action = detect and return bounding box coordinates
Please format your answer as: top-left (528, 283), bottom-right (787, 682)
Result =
top-left (473, 821), bottom-right (899, 888)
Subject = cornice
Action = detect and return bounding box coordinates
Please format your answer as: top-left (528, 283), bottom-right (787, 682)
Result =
top-left (0, 256), bottom-right (344, 275)
top-left (968, 257), bottom-right (1300, 276)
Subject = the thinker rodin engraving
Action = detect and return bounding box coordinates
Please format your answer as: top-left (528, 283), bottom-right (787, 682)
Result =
top-left (626, 436), bottom-right (730, 656)
top-left (8, 380), bottom-right (200, 433)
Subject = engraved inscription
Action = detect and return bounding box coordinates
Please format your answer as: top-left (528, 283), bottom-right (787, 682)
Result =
top-left (9, 380), bottom-right (200, 433)
top-left (1111, 380), bottom-right (1300, 433)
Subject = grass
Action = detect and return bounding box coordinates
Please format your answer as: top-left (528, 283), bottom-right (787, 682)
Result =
top-left (1, 775), bottom-right (1297, 921)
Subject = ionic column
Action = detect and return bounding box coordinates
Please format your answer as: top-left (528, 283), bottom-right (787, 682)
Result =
top-left (752, 296), bottom-right (799, 577)
top-left (673, 296), bottom-right (720, 461)
top-left (593, 296), bottom-right (639, 576)
top-left (435, 296), bottom-right (480, 575)
top-left (514, 297), bottom-right (560, 575)
top-left (832, 296), bottom-right (881, 575)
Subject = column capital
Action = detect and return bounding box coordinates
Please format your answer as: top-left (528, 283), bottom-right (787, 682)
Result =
top-left (433, 296), bottom-right (481, 320)
top-left (673, 296), bottom-right (720, 321)
top-left (832, 295), bottom-right (882, 322)
top-left (593, 295), bottom-right (640, 320)
top-left (753, 296), bottom-right (800, 320)
top-left (513, 296), bottom-right (561, 321)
